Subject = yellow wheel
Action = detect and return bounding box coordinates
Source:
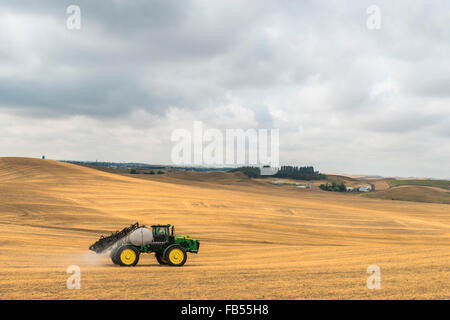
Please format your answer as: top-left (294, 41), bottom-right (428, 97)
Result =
top-left (165, 246), bottom-right (187, 266)
top-left (117, 245), bottom-right (140, 266)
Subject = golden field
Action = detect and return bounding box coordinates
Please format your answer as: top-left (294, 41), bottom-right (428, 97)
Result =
top-left (0, 157), bottom-right (449, 299)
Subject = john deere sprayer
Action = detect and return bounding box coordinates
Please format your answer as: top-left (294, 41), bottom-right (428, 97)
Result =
top-left (89, 223), bottom-right (200, 267)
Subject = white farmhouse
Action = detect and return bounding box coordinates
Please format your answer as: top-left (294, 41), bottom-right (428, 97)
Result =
top-left (358, 185), bottom-right (372, 192)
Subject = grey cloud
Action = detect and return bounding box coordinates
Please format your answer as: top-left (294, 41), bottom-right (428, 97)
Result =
top-left (0, 0), bottom-right (449, 178)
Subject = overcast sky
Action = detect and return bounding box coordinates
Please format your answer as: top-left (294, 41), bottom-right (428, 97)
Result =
top-left (0, 1), bottom-right (449, 178)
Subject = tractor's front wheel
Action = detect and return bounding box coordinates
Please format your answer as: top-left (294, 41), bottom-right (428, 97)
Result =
top-left (117, 245), bottom-right (140, 267)
top-left (165, 246), bottom-right (187, 266)
top-left (155, 253), bottom-right (167, 265)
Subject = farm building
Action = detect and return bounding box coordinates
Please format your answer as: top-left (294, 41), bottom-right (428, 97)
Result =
top-left (357, 185), bottom-right (372, 192)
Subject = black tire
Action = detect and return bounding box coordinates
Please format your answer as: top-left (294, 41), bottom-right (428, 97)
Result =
top-left (110, 246), bottom-right (120, 265)
top-left (155, 252), bottom-right (168, 265)
top-left (164, 246), bottom-right (187, 267)
top-left (117, 245), bottom-right (140, 267)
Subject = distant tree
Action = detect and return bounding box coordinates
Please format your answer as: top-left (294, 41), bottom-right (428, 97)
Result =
top-left (319, 181), bottom-right (347, 192)
top-left (130, 169), bottom-right (138, 174)
top-left (157, 170), bottom-right (164, 174)
top-left (319, 183), bottom-right (328, 191)
top-left (230, 167), bottom-right (261, 178)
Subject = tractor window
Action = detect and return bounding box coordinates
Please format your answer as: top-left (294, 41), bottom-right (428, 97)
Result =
top-left (153, 227), bottom-right (168, 241)
top-left (154, 227), bottom-right (167, 235)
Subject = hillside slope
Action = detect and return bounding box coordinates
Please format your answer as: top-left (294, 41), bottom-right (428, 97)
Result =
top-left (365, 185), bottom-right (450, 204)
top-left (0, 157), bottom-right (449, 299)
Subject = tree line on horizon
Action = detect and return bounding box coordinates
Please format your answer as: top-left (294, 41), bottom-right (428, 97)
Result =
top-left (231, 165), bottom-right (325, 180)
top-left (274, 166), bottom-right (325, 180)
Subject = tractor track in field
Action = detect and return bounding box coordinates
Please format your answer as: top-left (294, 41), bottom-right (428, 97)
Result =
top-left (0, 221), bottom-right (109, 235)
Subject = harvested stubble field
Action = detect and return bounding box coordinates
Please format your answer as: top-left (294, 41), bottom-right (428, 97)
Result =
top-left (0, 157), bottom-right (449, 299)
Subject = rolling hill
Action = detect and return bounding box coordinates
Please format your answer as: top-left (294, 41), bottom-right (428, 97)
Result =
top-left (0, 157), bottom-right (449, 299)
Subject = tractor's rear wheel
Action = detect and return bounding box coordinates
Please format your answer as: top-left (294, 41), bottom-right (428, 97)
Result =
top-left (155, 253), bottom-right (167, 265)
top-left (117, 245), bottom-right (140, 267)
top-left (165, 246), bottom-right (187, 267)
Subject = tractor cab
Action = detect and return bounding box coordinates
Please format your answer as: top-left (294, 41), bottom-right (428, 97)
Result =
top-left (151, 224), bottom-right (174, 242)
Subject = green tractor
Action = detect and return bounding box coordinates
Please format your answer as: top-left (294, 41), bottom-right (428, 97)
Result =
top-left (89, 223), bottom-right (200, 267)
